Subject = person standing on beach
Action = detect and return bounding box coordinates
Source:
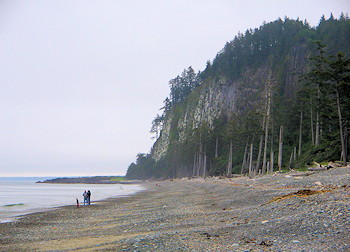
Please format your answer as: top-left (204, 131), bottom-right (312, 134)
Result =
top-left (87, 190), bottom-right (91, 205)
top-left (83, 190), bottom-right (88, 205)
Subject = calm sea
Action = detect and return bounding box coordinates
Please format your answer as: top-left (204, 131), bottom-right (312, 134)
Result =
top-left (0, 177), bottom-right (144, 223)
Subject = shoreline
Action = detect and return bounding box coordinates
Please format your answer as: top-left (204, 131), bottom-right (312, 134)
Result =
top-left (1, 167), bottom-right (349, 251)
top-left (0, 182), bottom-right (146, 224)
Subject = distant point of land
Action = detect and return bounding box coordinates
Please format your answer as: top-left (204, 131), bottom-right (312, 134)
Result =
top-left (36, 176), bottom-right (142, 184)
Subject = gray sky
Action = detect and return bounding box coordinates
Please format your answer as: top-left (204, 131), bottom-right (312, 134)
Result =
top-left (1, 1), bottom-right (349, 177)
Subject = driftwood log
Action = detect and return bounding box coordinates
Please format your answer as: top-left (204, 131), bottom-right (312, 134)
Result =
top-left (307, 161), bottom-right (348, 171)
top-left (308, 167), bottom-right (327, 171)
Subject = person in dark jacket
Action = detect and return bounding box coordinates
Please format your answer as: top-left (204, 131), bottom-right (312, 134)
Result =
top-left (87, 190), bottom-right (91, 205)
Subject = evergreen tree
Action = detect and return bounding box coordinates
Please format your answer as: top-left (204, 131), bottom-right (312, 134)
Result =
top-left (323, 53), bottom-right (350, 164)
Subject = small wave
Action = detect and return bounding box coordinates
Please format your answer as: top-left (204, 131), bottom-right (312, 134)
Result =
top-left (3, 203), bottom-right (25, 207)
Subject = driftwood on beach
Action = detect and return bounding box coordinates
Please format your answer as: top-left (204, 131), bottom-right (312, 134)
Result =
top-left (307, 161), bottom-right (347, 171)
top-left (308, 167), bottom-right (328, 171)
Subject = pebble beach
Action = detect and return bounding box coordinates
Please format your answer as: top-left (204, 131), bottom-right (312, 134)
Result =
top-left (1, 167), bottom-right (349, 251)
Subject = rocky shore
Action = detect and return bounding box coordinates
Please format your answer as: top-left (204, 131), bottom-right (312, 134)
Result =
top-left (1, 167), bottom-right (349, 251)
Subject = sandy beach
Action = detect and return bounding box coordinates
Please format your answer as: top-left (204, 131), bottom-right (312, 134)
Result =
top-left (1, 167), bottom-right (349, 251)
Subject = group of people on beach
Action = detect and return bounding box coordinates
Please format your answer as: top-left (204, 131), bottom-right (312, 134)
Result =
top-left (83, 190), bottom-right (91, 205)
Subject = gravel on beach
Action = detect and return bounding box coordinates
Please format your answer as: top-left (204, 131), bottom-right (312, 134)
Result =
top-left (0, 167), bottom-right (349, 251)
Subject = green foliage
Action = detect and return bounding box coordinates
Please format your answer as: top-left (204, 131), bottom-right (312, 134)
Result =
top-left (168, 66), bottom-right (202, 107)
top-left (125, 153), bottom-right (155, 179)
top-left (205, 17), bottom-right (311, 81)
top-left (109, 177), bottom-right (126, 182)
top-left (300, 45), bottom-right (350, 165)
top-left (150, 114), bottom-right (164, 139)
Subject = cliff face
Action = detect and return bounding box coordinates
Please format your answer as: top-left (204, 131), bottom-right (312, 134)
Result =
top-left (151, 76), bottom-right (236, 161)
top-left (152, 42), bottom-right (309, 161)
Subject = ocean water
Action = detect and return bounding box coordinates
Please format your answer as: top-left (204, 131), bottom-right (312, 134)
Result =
top-left (0, 177), bottom-right (144, 223)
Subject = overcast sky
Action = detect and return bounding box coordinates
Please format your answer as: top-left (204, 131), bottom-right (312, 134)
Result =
top-left (0, 1), bottom-right (349, 177)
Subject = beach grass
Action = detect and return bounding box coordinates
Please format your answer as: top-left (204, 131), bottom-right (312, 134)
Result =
top-left (3, 203), bottom-right (25, 207)
top-left (109, 176), bottom-right (126, 182)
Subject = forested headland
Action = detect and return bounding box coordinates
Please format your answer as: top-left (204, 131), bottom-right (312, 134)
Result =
top-left (126, 14), bottom-right (350, 180)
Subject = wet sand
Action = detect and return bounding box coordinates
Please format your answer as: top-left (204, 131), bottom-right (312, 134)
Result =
top-left (1, 167), bottom-right (349, 251)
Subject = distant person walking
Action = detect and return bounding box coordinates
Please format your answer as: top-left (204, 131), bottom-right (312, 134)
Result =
top-left (87, 190), bottom-right (91, 205)
top-left (83, 190), bottom-right (88, 205)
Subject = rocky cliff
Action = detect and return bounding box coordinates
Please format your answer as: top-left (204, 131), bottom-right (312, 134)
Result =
top-left (152, 43), bottom-right (309, 161)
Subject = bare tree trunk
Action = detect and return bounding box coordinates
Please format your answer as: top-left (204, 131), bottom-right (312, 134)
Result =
top-left (193, 152), bottom-right (198, 177)
top-left (289, 149), bottom-right (294, 170)
top-left (278, 125), bottom-right (283, 172)
top-left (310, 97), bottom-right (315, 146)
top-left (195, 152), bottom-right (201, 177)
top-left (249, 143), bottom-right (254, 178)
top-left (262, 129), bottom-right (269, 174)
top-left (197, 133), bottom-right (203, 177)
top-left (256, 104), bottom-right (267, 174)
top-left (215, 135), bottom-right (219, 158)
top-left (198, 153), bottom-right (202, 177)
top-left (270, 136), bottom-right (274, 174)
top-left (241, 142), bottom-right (248, 174)
top-left (262, 80), bottom-right (272, 174)
top-left (196, 155), bottom-right (198, 177)
top-left (315, 111), bottom-right (320, 146)
top-left (256, 135), bottom-right (263, 174)
top-left (203, 155), bottom-right (207, 178)
top-left (246, 148), bottom-right (250, 172)
top-left (266, 161), bottom-right (270, 172)
top-left (270, 150), bottom-right (274, 173)
top-left (203, 145), bottom-right (207, 178)
top-left (336, 91), bottom-right (347, 166)
top-left (315, 86), bottom-right (320, 146)
top-left (227, 140), bottom-right (233, 176)
top-left (293, 146), bottom-right (297, 161)
top-left (345, 126), bottom-right (348, 164)
top-left (298, 109), bottom-right (303, 156)
top-left (269, 121), bottom-right (274, 174)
